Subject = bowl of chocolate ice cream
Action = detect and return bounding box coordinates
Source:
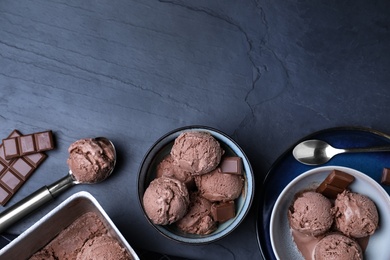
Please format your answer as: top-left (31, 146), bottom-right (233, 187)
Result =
top-left (270, 166), bottom-right (390, 260)
top-left (138, 126), bottom-right (255, 244)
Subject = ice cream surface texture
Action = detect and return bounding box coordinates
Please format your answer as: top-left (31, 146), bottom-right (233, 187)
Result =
top-left (288, 191), bottom-right (334, 236)
top-left (67, 138), bottom-right (115, 183)
top-left (176, 192), bottom-right (217, 235)
top-left (195, 168), bottom-right (243, 202)
top-left (156, 154), bottom-right (194, 188)
top-left (170, 131), bottom-right (224, 175)
top-left (334, 190), bottom-right (379, 238)
top-left (314, 233), bottom-right (363, 260)
top-left (143, 176), bottom-right (190, 225)
top-left (30, 212), bottom-right (132, 259)
top-left (76, 235), bottom-right (130, 260)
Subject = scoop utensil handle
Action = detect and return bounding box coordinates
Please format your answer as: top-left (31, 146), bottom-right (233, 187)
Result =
top-left (0, 174), bottom-right (75, 234)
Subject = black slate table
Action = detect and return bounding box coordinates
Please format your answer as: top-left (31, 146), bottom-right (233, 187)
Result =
top-left (0, 1), bottom-right (389, 259)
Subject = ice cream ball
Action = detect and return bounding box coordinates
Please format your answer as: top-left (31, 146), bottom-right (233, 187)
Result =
top-left (156, 154), bottom-right (195, 189)
top-left (314, 233), bottom-right (363, 260)
top-left (176, 192), bottom-right (217, 235)
top-left (288, 191), bottom-right (334, 237)
top-left (67, 138), bottom-right (115, 183)
top-left (195, 168), bottom-right (244, 202)
top-left (143, 177), bottom-right (190, 225)
top-left (170, 131), bottom-right (224, 175)
top-left (334, 190), bottom-right (379, 238)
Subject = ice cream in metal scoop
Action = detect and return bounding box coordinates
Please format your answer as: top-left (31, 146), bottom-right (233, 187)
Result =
top-left (292, 139), bottom-right (390, 165)
top-left (0, 137), bottom-right (116, 233)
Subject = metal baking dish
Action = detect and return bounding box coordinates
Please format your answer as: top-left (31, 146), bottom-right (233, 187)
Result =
top-left (0, 191), bottom-right (139, 259)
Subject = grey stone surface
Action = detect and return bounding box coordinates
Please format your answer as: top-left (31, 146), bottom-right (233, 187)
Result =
top-left (0, 0), bottom-right (389, 259)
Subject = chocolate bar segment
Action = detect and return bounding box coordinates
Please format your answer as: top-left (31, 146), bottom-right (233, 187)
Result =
top-left (211, 201), bottom-right (235, 223)
top-left (3, 138), bottom-right (19, 160)
top-left (381, 168), bottom-right (390, 186)
top-left (0, 130), bottom-right (47, 206)
top-left (220, 157), bottom-right (242, 175)
top-left (316, 170), bottom-right (355, 199)
top-left (19, 134), bottom-right (36, 155)
top-left (2, 130), bottom-right (54, 159)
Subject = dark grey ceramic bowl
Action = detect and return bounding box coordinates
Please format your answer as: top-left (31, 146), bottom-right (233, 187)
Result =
top-left (138, 126), bottom-right (255, 244)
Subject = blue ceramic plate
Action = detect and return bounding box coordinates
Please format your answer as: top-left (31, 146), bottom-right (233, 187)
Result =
top-left (257, 127), bottom-right (390, 260)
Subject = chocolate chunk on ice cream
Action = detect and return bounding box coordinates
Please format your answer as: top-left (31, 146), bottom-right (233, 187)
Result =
top-left (170, 131), bottom-right (224, 175)
top-left (314, 233), bottom-right (363, 260)
top-left (67, 138), bottom-right (115, 183)
top-left (195, 168), bottom-right (243, 202)
top-left (288, 191), bottom-right (334, 236)
top-left (143, 176), bottom-right (190, 225)
top-left (334, 190), bottom-right (379, 238)
top-left (176, 192), bottom-right (217, 235)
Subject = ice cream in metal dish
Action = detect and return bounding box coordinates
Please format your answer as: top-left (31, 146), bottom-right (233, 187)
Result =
top-left (30, 212), bottom-right (132, 260)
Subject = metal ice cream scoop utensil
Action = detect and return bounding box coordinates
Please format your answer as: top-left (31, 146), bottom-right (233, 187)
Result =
top-left (0, 137), bottom-right (116, 234)
top-left (292, 139), bottom-right (390, 165)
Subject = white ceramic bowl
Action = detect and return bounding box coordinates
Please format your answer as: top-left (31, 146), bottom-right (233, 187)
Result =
top-left (270, 166), bottom-right (390, 260)
top-left (138, 126), bottom-right (255, 244)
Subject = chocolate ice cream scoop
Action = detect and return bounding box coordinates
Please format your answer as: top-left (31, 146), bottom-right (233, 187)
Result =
top-left (314, 233), bottom-right (363, 260)
top-left (171, 131), bottom-right (224, 175)
top-left (67, 138), bottom-right (115, 183)
top-left (0, 137), bottom-right (116, 233)
top-left (143, 176), bottom-right (190, 225)
top-left (334, 190), bottom-right (379, 238)
top-left (288, 191), bottom-right (334, 237)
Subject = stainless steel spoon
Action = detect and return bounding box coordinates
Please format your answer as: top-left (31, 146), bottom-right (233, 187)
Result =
top-left (0, 137), bottom-right (116, 233)
top-left (292, 139), bottom-right (390, 165)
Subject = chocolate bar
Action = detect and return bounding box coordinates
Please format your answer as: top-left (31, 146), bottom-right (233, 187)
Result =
top-left (381, 168), bottom-right (390, 186)
top-left (2, 130), bottom-right (54, 160)
top-left (0, 130), bottom-right (47, 206)
top-left (211, 201), bottom-right (235, 223)
top-left (316, 170), bottom-right (355, 199)
top-left (220, 157), bottom-right (242, 175)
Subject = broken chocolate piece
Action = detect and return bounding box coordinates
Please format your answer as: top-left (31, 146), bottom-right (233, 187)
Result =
top-left (219, 157), bottom-right (242, 175)
top-left (0, 130), bottom-right (47, 206)
top-left (2, 130), bottom-right (54, 159)
top-left (381, 168), bottom-right (390, 186)
top-left (211, 201), bottom-right (235, 223)
top-left (316, 170), bottom-right (355, 199)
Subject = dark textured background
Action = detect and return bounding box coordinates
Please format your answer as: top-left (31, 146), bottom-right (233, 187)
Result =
top-left (0, 0), bottom-right (389, 259)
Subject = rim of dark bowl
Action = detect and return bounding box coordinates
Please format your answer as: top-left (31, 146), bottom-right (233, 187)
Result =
top-left (137, 125), bottom-right (255, 244)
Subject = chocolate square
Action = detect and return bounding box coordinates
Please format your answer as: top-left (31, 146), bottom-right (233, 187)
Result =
top-left (18, 134), bottom-right (36, 155)
top-left (0, 169), bottom-right (23, 192)
top-left (11, 158), bottom-right (35, 181)
top-left (0, 185), bottom-right (12, 205)
top-left (211, 201), bottom-right (236, 223)
top-left (34, 131), bottom-right (54, 152)
top-left (3, 138), bottom-right (19, 160)
top-left (25, 153), bottom-right (47, 168)
top-left (381, 168), bottom-right (390, 186)
top-left (0, 161), bottom-right (5, 175)
top-left (220, 157), bottom-right (242, 175)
